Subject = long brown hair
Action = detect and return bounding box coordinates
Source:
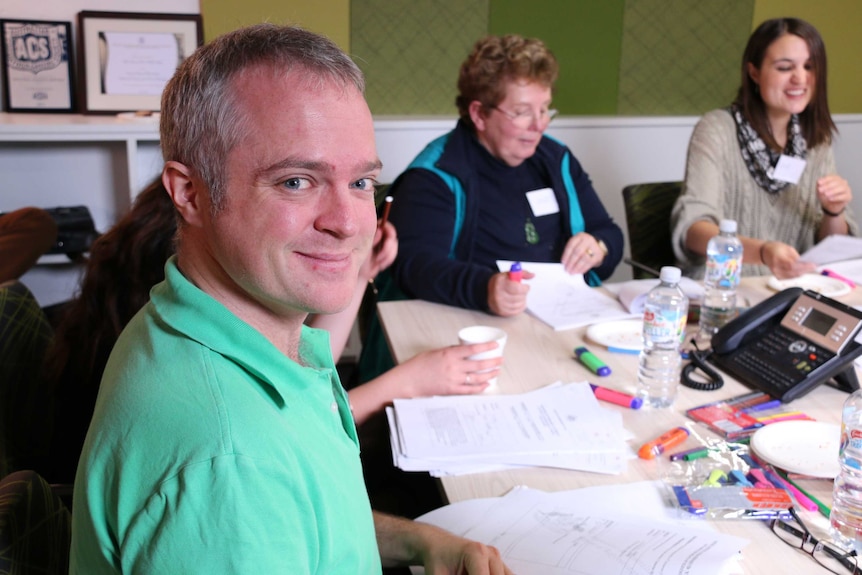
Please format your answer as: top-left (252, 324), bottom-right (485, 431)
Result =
top-left (45, 177), bottom-right (177, 393)
top-left (734, 17), bottom-right (835, 150)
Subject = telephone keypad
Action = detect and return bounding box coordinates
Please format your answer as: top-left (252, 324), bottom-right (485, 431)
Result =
top-left (731, 326), bottom-right (836, 395)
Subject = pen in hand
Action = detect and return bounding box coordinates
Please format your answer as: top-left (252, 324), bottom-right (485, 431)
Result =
top-left (380, 195), bottom-right (394, 227)
top-left (372, 196), bottom-right (394, 258)
top-left (508, 261), bottom-right (523, 283)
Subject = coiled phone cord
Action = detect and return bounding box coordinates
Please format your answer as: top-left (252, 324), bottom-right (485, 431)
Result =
top-left (681, 339), bottom-right (725, 391)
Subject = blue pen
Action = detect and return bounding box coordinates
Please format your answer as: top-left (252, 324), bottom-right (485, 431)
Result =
top-left (574, 346), bottom-right (611, 376)
top-left (741, 399), bottom-right (782, 413)
top-left (607, 346), bottom-right (641, 355)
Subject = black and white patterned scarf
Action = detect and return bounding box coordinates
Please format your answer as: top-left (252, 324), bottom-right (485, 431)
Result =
top-left (730, 103), bottom-right (807, 194)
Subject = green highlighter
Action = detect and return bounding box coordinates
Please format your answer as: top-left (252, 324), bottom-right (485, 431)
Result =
top-left (574, 346), bottom-right (611, 376)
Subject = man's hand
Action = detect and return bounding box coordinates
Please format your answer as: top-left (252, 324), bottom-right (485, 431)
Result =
top-left (420, 528), bottom-right (511, 575)
top-left (375, 512), bottom-right (513, 574)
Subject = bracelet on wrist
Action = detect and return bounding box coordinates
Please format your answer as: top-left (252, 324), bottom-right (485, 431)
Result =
top-left (822, 205), bottom-right (846, 217)
top-left (596, 239), bottom-right (609, 258)
top-left (759, 242), bottom-right (770, 265)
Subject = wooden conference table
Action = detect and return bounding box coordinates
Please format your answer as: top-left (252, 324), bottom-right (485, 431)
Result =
top-left (377, 276), bottom-right (862, 575)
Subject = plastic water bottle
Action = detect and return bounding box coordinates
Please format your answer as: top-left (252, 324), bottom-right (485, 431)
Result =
top-left (636, 266), bottom-right (689, 408)
top-left (830, 388), bottom-right (862, 553)
top-left (698, 219), bottom-right (744, 344)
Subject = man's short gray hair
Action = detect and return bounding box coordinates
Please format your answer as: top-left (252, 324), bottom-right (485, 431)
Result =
top-left (160, 24), bottom-right (365, 211)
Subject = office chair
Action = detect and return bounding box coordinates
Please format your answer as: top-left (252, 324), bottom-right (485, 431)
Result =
top-left (621, 181), bottom-right (683, 279)
top-left (0, 469), bottom-right (71, 574)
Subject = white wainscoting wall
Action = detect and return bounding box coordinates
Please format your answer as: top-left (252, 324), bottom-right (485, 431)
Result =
top-left (6, 113), bottom-right (862, 304)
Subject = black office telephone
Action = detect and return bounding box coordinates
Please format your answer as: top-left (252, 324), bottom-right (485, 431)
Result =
top-left (708, 287), bottom-right (862, 402)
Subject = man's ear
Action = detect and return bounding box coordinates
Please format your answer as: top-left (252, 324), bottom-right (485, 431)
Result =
top-left (163, 161), bottom-right (207, 227)
top-left (468, 100), bottom-right (487, 133)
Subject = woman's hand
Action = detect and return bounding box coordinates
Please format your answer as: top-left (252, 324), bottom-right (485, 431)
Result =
top-left (760, 241), bottom-right (816, 279)
top-left (487, 270), bottom-right (534, 316)
top-left (396, 341), bottom-right (504, 397)
top-left (359, 221), bottom-right (397, 282)
top-left (817, 175), bottom-right (852, 216)
top-left (561, 233), bottom-right (605, 274)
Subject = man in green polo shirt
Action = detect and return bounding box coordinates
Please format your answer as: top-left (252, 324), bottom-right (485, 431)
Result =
top-left (70, 23), bottom-right (511, 574)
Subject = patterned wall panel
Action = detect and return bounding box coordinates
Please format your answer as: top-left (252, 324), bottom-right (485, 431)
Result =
top-left (490, 1), bottom-right (625, 115)
top-left (617, 0), bottom-right (754, 115)
top-left (351, 0), bottom-right (488, 115)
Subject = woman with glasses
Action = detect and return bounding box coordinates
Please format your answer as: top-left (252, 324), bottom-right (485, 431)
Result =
top-left (384, 34), bottom-right (623, 316)
top-left (672, 18), bottom-right (856, 280)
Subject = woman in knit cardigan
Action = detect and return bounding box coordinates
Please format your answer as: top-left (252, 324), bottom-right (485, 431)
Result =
top-left (672, 17), bottom-right (856, 279)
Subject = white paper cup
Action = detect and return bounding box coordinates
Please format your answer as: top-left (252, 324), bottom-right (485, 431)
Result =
top-left (457, 325), bottom-right (507, 391)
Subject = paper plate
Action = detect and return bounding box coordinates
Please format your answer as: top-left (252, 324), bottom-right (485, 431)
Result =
top-left (586, 319), bottom-right (643, 353)
top-left (767, 273), bottom-right (851, 298)
top-left (751, 420), bottom-right (840, 478)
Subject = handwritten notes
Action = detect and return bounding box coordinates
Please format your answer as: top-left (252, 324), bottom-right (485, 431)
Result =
top-left (497, 261), bottom-right (638, 330)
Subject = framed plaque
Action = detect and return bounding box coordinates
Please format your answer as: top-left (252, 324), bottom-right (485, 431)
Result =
top-left (77, 11), bottom-right (203, 114)
top-left (0, 19), bottom-right (76, 113)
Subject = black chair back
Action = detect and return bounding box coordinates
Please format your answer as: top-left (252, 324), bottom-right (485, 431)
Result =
top-left (621, 181), bottom-right (683, 279)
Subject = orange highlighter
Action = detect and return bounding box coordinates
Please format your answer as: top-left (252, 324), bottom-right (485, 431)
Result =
top-left (638, 426), bottom-right (690, 460)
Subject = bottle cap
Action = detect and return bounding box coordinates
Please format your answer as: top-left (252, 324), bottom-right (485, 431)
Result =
top-left (719, 219), bottom-right (738, 234)
top-left (659, 266), bottom-right (682, 284)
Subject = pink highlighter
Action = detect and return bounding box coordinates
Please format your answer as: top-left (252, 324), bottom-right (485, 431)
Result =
top-left (508, 261), bottom-right (523, 283)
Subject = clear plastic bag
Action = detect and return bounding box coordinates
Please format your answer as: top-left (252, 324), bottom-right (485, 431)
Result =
top-left (660, 429), bottom-right (793, 520)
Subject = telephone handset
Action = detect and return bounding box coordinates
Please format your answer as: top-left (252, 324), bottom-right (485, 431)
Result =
top-left (708, 287), bottom-right (862, 402)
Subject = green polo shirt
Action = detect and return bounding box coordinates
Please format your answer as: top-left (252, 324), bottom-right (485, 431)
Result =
top-left (71, 257), bottom-right (380, 574)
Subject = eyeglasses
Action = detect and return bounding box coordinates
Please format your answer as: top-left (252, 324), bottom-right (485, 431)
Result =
top-left (769, 508), bottom-right (859, 574)
top-left (490, 106), bottom-right (558, 128)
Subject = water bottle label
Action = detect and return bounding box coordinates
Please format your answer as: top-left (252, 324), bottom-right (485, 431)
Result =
top-left (643, 307), bottom-right (688, 344)
top-left (705, 254), bottom-right (741, 289)
top-left (841, 426), bottom-right (862, 461)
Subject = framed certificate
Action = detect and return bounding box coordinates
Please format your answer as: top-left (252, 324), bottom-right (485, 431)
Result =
top-left (77, 11), bottom-right (203, 114)
top-left (0, 19), bottom-right (76, 113)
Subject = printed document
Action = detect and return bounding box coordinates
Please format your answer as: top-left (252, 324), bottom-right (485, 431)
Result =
top-left (388, 382), bottom-right (631, 476)
top-left (801, 235), bottom-right (862, 265)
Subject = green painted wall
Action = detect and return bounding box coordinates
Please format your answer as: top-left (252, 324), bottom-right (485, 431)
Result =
top-left (199, 1), bottom-right (862, 115)
top-left (490, 1), bottom-right (624, 115)
top-left (353, 0), bottom-right (488, 115)
top-left (200, 0), bottom-right (350, 50)
top-left (752, 0), bottom-right (862, 113)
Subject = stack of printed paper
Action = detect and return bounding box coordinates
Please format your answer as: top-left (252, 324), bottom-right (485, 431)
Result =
top-left (386, 382), bottom-right (632, 477)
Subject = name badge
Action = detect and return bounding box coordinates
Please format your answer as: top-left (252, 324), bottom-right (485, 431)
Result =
top-left (526, 187), bottom-right (559, 217)
top-left (770, 155), bottom-right (807, 185)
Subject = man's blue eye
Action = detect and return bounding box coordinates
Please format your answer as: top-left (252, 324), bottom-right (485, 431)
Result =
top-left (284, 178), bottom-right (301, 189)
